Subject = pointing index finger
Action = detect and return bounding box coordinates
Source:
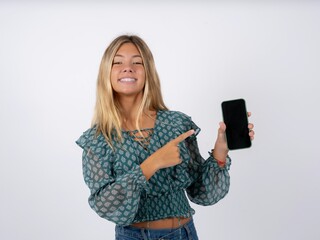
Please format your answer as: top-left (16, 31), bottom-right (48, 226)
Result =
top-left (172, 129), bottom-right (195, 144)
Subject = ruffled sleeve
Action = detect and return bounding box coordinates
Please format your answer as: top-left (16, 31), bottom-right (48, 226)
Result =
top-left (186, 148), bottom-right (231, 206)
top-left (76, 128), bottom-right (148, 226)
top-left (175, 113), bottom-right (231, 206)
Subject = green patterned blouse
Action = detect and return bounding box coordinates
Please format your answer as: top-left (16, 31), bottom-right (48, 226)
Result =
top-left (76, 110), bottom-right (231, 226)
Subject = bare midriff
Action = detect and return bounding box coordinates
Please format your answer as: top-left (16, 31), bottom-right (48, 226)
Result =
top-left (131, 217), bottom-right (191, 229)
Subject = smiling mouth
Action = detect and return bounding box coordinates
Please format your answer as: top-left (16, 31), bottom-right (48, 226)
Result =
top-left (119, 77), bottom-right (136, 82)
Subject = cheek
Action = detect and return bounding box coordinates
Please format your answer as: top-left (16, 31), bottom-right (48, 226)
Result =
top-left (137, 69), bottom-right (146, 80)
top-left (110, 70), bottom-right (118, 82)
top-left (110, 77), bottom-right (118, 91)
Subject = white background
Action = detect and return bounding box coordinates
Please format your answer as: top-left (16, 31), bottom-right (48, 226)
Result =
top-left (1, 1), bottom-right (319, 239)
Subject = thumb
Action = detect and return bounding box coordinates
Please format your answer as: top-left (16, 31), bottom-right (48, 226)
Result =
top-left (172, 129), bottom-right (195, 145)
top-left (217, 122), bottom-right (227, 142)
top-left (218, 122), bottom-right (226, 135)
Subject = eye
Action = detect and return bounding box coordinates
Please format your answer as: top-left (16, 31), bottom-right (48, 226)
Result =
top-left (133, 61), bottom-right (143, 65)
top-left (112, 61), bottom-right (122, 65)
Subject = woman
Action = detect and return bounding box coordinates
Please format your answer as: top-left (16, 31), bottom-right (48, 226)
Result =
top-left (76, 35), bottom-right (255, 240)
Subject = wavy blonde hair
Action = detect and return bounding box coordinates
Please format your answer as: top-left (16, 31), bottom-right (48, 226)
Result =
top-left (92, 35), bottom-right (168, 146)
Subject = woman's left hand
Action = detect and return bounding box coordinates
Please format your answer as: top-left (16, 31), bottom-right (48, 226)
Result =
top-left (212, 112), bottom-right (255, 162)
top-left (247, 112), bottom-right (255, 141)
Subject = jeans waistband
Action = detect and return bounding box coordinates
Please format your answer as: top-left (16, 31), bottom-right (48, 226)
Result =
top-left (115, 218), bottom-right (198, 240)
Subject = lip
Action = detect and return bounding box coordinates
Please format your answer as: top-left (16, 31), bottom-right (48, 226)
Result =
top-left (118, 77), bottom-right (137, 83)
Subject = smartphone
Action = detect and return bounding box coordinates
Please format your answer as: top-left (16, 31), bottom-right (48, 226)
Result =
top-left (221, 98), bottom-right (251, 150)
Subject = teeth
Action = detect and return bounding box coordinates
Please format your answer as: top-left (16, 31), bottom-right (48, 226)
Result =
top-left (119, 78), bottom-right (135, 82)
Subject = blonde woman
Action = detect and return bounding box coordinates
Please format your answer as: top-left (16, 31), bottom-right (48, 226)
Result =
top-left (76, 35), bottom-right (255, 240)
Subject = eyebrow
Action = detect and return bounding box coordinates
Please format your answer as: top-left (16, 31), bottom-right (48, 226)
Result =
top-left (114, 54), bottom-right (142, 58)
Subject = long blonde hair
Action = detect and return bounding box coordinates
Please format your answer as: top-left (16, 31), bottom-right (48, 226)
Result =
top-left (92, 35), bottom-right (168, 146)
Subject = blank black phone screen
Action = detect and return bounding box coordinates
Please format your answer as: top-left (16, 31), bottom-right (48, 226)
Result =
top-left (221, 99), bottom-right (251, 150)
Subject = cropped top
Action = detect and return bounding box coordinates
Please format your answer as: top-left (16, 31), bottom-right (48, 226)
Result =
top-left (76, 110), bottom-right (231, 226)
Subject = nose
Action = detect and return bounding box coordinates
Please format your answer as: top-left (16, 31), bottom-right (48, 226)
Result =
top-left (122, 63), bottom-right (134, 73)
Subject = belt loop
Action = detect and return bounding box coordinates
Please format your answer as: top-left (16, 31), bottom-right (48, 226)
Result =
top-left (178, 217), bottom-right (182, 240)
top-left (140, 228), bottom-right (149, 240)
top-left (184, 223), bottom-right (192, 240)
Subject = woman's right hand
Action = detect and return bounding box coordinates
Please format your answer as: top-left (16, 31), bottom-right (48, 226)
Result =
top-left (140, 129), bottom-right (194, 180)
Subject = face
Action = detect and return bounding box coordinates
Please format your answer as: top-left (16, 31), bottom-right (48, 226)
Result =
top-left (110, 43), bottom-right (146, 99)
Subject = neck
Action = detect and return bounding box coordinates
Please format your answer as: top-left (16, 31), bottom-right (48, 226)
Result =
top-left (116, 94), bottom-right (156, 131)
top-left (118, 95), bottom-right (142, 117)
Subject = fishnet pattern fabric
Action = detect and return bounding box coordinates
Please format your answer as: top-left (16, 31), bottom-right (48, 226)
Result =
top-left (76, 110), bottom-right (231, 226)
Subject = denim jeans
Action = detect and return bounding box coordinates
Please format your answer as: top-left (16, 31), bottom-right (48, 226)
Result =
top-left (115, 218), bottom-right (199, 240)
